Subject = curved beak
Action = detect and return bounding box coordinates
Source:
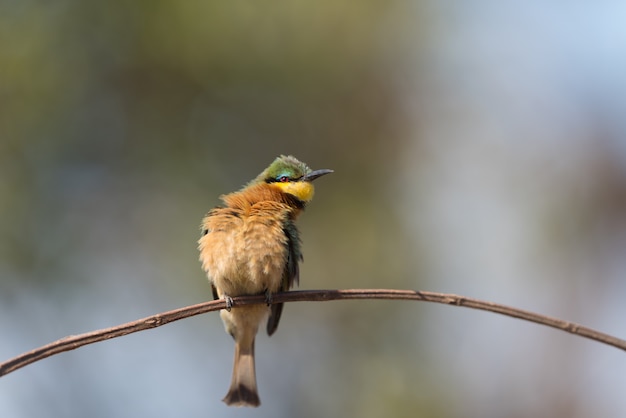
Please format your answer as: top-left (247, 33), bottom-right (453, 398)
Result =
top-left (302, 169), bottom-right (333, 182)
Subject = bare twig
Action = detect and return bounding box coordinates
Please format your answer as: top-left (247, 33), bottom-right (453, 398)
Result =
top-left (1, 289), bottom-right (624, 377)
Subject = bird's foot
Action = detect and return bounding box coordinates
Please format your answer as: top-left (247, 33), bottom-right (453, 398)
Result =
top-left (264, 289), bottom-right (273, 306)
top-left (223, 295), bottom-right (234, 311)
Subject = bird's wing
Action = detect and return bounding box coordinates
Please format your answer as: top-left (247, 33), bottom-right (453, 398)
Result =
top-left (267, 220), bottom-right (302, 336)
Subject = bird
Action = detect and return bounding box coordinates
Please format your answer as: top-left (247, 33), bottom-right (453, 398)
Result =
top-left (198, 155), bottom-right (332, 407)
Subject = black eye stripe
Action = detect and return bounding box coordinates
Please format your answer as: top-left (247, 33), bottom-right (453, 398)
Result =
top-left (265, 174), bottom-right (303, 183)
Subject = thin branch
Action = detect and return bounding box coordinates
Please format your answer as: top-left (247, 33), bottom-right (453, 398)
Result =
top-left (1, 289), bottom-right (624, 377)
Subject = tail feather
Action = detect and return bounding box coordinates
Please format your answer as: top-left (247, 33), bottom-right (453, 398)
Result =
top-left (223, 339), bottom-right (260, 407)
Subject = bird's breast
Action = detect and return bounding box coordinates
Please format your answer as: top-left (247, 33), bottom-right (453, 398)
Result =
top-left (199, 206), bottom-right (289, 297)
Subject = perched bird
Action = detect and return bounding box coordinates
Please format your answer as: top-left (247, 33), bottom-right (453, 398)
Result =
top-left (198, 155), bottom-right (332, 407)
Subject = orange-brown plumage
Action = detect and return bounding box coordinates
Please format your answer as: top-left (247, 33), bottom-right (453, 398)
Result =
top-left (199, 184), bottom-right (299, 296)
top-left (198, 155), bottom-right (332, 407)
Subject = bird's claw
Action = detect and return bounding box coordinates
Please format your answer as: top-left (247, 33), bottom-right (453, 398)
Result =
top-left (224, 295), bottom-right (234, 311)
top-left (264, 289), bottom-right (273, 306)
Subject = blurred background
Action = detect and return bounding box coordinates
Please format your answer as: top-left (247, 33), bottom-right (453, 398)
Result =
top-left (2, 1), bottom-right (626, 417)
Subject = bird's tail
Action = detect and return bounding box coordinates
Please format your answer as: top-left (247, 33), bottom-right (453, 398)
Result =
top-left (223, 339), bottom-right (260, 407)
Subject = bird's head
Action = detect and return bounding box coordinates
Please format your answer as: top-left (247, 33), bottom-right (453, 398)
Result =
top-left (251, 155), bottom-right (333, 203)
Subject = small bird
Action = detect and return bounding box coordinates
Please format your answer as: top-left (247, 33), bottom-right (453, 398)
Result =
top-left (198, 155), bottom-right (332, 407)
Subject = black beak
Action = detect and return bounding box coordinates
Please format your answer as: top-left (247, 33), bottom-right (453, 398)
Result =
top-left (302, 169), bottom-right (333, 182)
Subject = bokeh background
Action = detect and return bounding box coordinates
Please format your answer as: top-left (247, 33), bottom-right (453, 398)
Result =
top-left (2, 1), bottom-right (626, 417)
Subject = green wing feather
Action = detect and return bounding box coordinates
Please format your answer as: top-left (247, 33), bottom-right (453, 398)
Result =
top-left (267, 220), bottom-right (302, 336)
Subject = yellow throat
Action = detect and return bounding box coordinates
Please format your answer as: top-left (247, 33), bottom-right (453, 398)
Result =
top-left (271, 181), bottom-right (315, 202)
